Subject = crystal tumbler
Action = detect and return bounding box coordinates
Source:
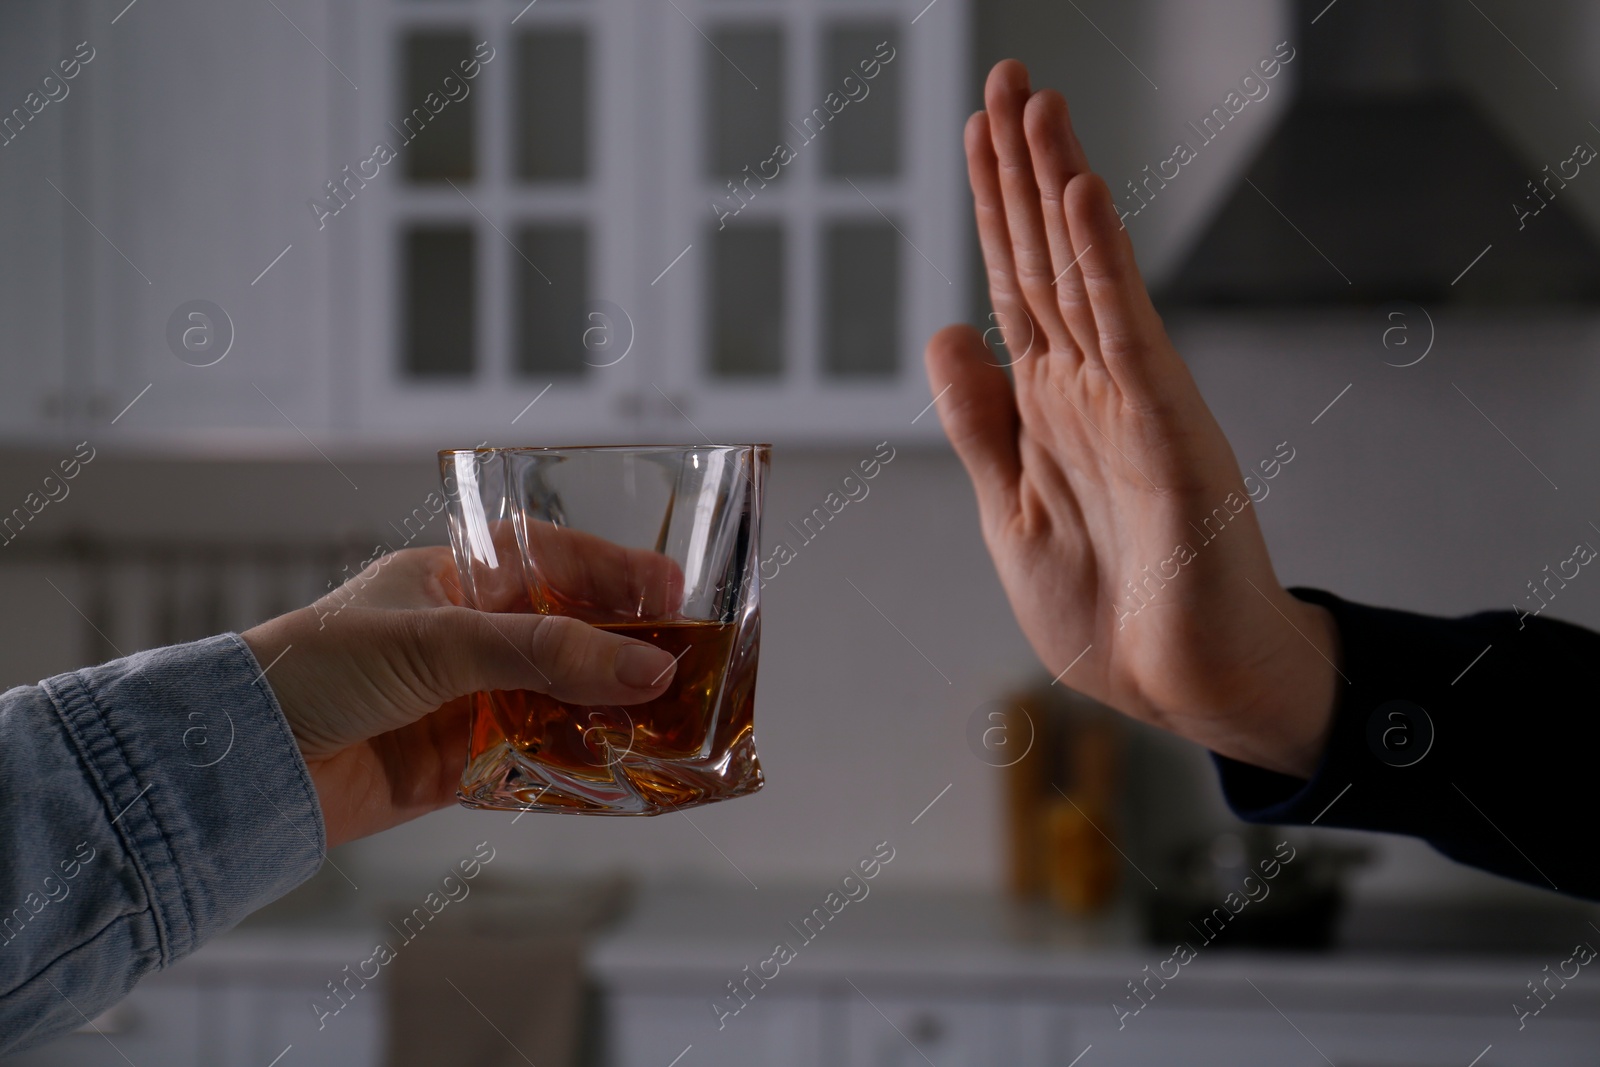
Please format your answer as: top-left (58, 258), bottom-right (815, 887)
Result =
top-left (441, 444), bottom-right (768, 815)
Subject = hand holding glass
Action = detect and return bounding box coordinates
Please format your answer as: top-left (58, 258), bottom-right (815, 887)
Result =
top-left (441, 445), bottom-right (768, 815)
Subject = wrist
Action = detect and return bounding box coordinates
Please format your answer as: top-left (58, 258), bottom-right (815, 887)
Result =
top-left (1252, 596), bottom-right (1341, 779)
top-left (1176, 593), bottom-right (1341, 780)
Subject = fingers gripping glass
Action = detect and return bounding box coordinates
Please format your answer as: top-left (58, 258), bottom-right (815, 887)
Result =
top-left (441, 445), bottom-right (769, 815)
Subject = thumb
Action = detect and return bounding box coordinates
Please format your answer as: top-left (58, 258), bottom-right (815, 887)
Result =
top-left (420, 608), bottom-right (680, 708)
top-left (924, 323), bottom-right (1021, 517)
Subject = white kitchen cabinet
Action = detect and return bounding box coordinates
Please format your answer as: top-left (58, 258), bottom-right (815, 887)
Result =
top-left (0, 928), bottom-right (383, 1067)
top-left (346, 0), bottom-right (643, 445)
top-left (602, 980), bottom-right (1600, 1067)
top-left (0, 2), bottom-right (75, 438)
top-left (840, 992), bottom-right (1011, 1067)
top-left (1034, 1004), bottom-right (1600, 1067)
top-left (1302, 1011), bottom-right (1599, 1067)
top-left (73, 0), bottom-right (336, 438)
top-left (346, 0), bottom-right (970, 447)
top-left (210, 980), bottom-right (383, 1067)
top-left (606, 991), bottom-right (826, 1067)
top-left (0, 0), bottom-right (337, 446)
top-left (591, 889), bottom-right (1600, 1067)
top-left (643, 0), bottom-right (970, 443)
top-left (10, 0), bottom-right (970, 449)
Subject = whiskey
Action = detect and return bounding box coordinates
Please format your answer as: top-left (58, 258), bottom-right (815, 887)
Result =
top-left (464, 618), bottom-right (762, 812)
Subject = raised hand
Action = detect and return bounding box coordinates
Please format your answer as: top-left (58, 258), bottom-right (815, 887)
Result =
top-left (926, 61), bottom-right (1340, 778)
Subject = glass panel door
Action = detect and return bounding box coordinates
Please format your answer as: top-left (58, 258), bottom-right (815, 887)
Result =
top-left (352, 0), bottom-right (640, 442)
top-left (650, 0), bottom-right (968, 442)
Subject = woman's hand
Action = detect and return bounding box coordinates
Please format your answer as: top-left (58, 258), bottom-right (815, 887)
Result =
top-left (241, 546), bottom-right (679, 846)
top-left (926, 60), bottom-right (1341, 778)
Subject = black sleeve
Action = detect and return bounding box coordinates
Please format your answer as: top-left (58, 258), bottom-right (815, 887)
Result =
top-left (1213, 587), bottom-right (1600, 901)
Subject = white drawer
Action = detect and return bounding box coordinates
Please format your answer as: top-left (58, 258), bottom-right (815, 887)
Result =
top-left (841, 993), bottom-right (1012, 1067)
top-left (606, 991), bottom-right (825, 1067)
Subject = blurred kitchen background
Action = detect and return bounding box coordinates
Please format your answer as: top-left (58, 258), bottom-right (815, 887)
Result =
top-left (4, 0), bottom-right (1600, 1063)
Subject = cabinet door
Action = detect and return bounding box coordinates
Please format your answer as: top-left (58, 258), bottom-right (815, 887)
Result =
top-left (1303, 1011), bottom-right (1600, 1067)
top-left (82, 0), bottom-right (336, 439)
top-left (648, 0), bottom-right (969, 444)
top-left (348, 0), bottom-right (646, 445)
top-left (7, 0), bottom-right (974, 449)
top-left (0, 1), bottom-right (74, 439)
top-left (841, 994), bottom-right (1011, 1067)
top-left (1025, 1004), bottom-right (1600, 1067)
top-left (1032, 1006), bottom-right (1313, 1067)
top-left (607, 991), bottom-right (824, 1067)
top-left (210, 982), bottom-right (382, 1067)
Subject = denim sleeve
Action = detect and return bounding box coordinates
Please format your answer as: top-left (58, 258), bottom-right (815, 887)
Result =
top-left (1214, 587), bottom-right (1600, 901)
top-left (0, 634), bottom-right (325, 1053)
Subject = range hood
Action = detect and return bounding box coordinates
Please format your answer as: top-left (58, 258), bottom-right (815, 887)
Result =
top-left (1162, 0), bottom-right (1600, 305)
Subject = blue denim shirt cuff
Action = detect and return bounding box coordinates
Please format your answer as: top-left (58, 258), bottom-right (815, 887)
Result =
top-left (40, 633), bottom-right (326, 963)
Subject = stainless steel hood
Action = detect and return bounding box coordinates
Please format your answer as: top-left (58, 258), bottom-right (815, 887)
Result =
top-left (1162, 0), bottom-right (1600, 306)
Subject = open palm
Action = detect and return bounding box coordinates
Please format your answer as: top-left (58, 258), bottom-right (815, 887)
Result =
top-left (927, 61), bottom-right (1340, 778)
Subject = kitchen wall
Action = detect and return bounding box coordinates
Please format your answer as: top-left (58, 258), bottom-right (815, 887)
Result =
top-left (1, 362), bottom-right (1591, 915)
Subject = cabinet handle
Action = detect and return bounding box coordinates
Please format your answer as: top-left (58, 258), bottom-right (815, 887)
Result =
top-left (907, 1011), bottom-right (944, 1045)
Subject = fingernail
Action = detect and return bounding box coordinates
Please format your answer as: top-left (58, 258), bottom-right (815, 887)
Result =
top-left (615, 643), bottom-right (676, 689)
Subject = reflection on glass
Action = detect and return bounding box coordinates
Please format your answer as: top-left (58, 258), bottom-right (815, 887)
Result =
top-left (514, 224), bottom-right (589, 378)
top-left (402, 31), bottom-right (477, 182)
top-left (709, 224), bottom-right (784, 379)
top-left (706, 27), bottom-right (784, 179)
top-left (824, 221), bottom-right (898, 378)
top-left (516, 30), bottom-right (589, 181)
top-left (403, 226), bottom-right (475, 378)
top-left (823, 24), bottom-right (901, 178)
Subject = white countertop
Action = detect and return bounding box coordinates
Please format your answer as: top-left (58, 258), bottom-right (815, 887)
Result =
top-left (590, 887), bottom-right (1600, 1017)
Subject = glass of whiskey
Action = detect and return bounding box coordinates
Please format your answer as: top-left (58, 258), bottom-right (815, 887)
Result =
top-left (440, 444), bottom-right (768, 815)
